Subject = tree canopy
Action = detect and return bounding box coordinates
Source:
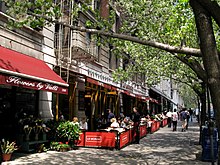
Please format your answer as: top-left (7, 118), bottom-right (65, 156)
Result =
top-left (1, 0), bottom-right (208, 104)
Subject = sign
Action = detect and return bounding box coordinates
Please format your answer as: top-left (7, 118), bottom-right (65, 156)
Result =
top-left (88, 69), bottom-right (111, 83)
top-left (85, 132), bottom-right (116, 148)
top-left (87, 69), bottom-right (120, 88)
top-left (0, 75), bottom-right (68, 94)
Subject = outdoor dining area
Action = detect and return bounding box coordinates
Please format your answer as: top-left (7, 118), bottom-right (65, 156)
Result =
top-left (1, 112), bottom-right (167, 155)
top-left (76, 116), bottom-right (167, 149)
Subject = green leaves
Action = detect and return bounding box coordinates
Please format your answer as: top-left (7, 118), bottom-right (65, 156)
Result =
top-left (56, 121), bottom-right (81, 142)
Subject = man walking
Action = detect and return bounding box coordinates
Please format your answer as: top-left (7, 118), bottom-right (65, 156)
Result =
top-left (188, 108), bottom-right (193, 122)
top-left (131, 107), bottom-right (141, 144)
top-left (180, 108), bottom-right (187, 132)
top-left (172, 109), bottom-right (178, 131)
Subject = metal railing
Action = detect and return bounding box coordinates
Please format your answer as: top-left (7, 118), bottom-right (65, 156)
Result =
top-left (54, 32), bottom-right (99, 62)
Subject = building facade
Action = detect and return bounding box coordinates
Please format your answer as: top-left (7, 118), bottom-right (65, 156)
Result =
top-left (0, 1), bottom-right (68, 140)
top-left (0, 0), bottom-right (184, 141)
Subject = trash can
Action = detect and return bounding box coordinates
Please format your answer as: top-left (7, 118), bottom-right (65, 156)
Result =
top-left (201, 127), bottom-right (218, 161)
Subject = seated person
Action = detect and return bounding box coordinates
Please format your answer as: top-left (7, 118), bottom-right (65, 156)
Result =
top-left (79, 117), bottom-right (88, 130)
top-left (72, 117), bottom-right (80, 127)
top-left (120, 117), bottom-right (129, 128)
top-left (96, 114), bottom-right (106, 129)
top-left (110, 118), bottom-right (120, 128)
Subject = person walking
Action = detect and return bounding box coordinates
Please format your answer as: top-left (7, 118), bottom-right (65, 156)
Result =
top-left (180, 109), bottom-right (187, 132)
top-left (172, 109), bottom-right (178, 131)
top-left (188, 108), bottom-right (193, 122)
top-left (195, 108), bottom-right (200, 123)
top-left (166, 110), bottom-right (172, 128)
top-left (185, 109), bottom-right (190, 130)
top-left (131, 107), bottom-right (141, 144)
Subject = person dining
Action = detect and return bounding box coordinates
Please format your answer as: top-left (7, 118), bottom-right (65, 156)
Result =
top-left (79, 117), bottom-right (88, 130)
top-left (110, 118), bottom-right (120, 128)
top-left (72, 117), bottom-right (80, 127)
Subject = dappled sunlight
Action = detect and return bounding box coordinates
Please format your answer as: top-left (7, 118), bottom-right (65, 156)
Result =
top-left (4, 121), bottom-right (208, 165)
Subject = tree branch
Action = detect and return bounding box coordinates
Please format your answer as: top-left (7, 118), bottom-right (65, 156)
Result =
top-left (173, 53), bottom-right (207, 81)
top-left (196, 0), bottom-right (220, 28)
top-left (28, 12), bottom-right (202, 57)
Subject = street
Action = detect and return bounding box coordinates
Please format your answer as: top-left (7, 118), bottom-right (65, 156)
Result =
top-left (2, 119), bottom-right (211, 165)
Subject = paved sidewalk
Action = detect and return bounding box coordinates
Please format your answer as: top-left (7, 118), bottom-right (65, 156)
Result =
top-left (1, 119), bottom-right (211, 165)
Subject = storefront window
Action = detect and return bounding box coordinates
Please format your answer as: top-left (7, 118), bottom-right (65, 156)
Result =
top-left (15, 87), bottom-right (38, 116)
top-left (0, 85), bottom-right (38, 140)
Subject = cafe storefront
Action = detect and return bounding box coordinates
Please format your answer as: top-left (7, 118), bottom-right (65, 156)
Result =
top-left (0, 46), bottom-right (68, 140)
top-left (85, 77), bottom-right (119, 130)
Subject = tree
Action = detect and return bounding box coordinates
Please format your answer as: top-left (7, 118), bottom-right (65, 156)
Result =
top-left (3, 0), bottom-right (220, 162)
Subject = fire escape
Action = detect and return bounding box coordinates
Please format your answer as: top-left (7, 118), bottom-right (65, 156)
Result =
top-left (54, 0), bottom-right (98, 83)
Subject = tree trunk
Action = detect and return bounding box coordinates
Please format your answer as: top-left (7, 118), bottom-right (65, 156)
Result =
top-left (190, 0), bottom-right (220, 163)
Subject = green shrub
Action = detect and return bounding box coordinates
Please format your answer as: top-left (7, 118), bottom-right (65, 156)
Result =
top-left (56, 121), bottom-right (81, 143)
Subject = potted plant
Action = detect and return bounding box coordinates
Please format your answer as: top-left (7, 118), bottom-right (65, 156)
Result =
top-left (50, 142), bottom-right (70, 152)
top-left (0, 139), bottom-right (18, 161)
top-left (56, 121), bottom-right (81, 148)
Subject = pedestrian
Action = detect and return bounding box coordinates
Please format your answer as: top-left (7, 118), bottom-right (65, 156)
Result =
top-left (180, 109), bottom-right (187, 132)
top-left (106, 109), bottom-right (115, 127)
top-left (195, 108), bottom-right (200, 123)
top-left (166, 110), bottom-right (172, 128)
top-left (131, 107), bottom-right (141, 144)
top-left (188, 108), bottom-right (193, 122)
top-left (172, 109), bottom-right (178, 131)
top-left (185, 109), bottom-right (190, 130)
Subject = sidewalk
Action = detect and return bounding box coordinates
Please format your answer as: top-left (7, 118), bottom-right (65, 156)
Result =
top-left (1, 118), bottom-right (211, 165)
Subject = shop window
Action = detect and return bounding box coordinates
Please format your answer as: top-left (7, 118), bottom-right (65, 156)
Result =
top-left (0, 85), bottom-right (38, 140)
top-left (15, 87), bottom-right (38, 116)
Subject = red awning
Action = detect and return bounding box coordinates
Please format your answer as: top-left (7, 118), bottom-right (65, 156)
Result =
top-left (87, 77), bottom-right (112, 90)
top-left (0, 46), bottom-right (68, 94)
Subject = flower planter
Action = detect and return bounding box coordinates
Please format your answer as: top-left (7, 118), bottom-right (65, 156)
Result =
top-left (35, 134), bottom-right (39, 141)
top-left (2, 153), bottom-right (12, 161)
top-left (42, 133), bottom-right (47, 141)
top-left (59, 148), bottom-right (70, 152)
top-left (25, 134), bottom-right (30, 141)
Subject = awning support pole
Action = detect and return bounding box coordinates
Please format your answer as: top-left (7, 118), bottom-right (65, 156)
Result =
top-left (56, 93), bottom-right (59, 121)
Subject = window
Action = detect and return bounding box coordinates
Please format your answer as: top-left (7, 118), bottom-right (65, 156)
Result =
top-left (109, 44), bottom-right (119, 70)
top-left (0, 1), bottom-right (7, 13)
top-left (92, 0), bottom-right (100, 11)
